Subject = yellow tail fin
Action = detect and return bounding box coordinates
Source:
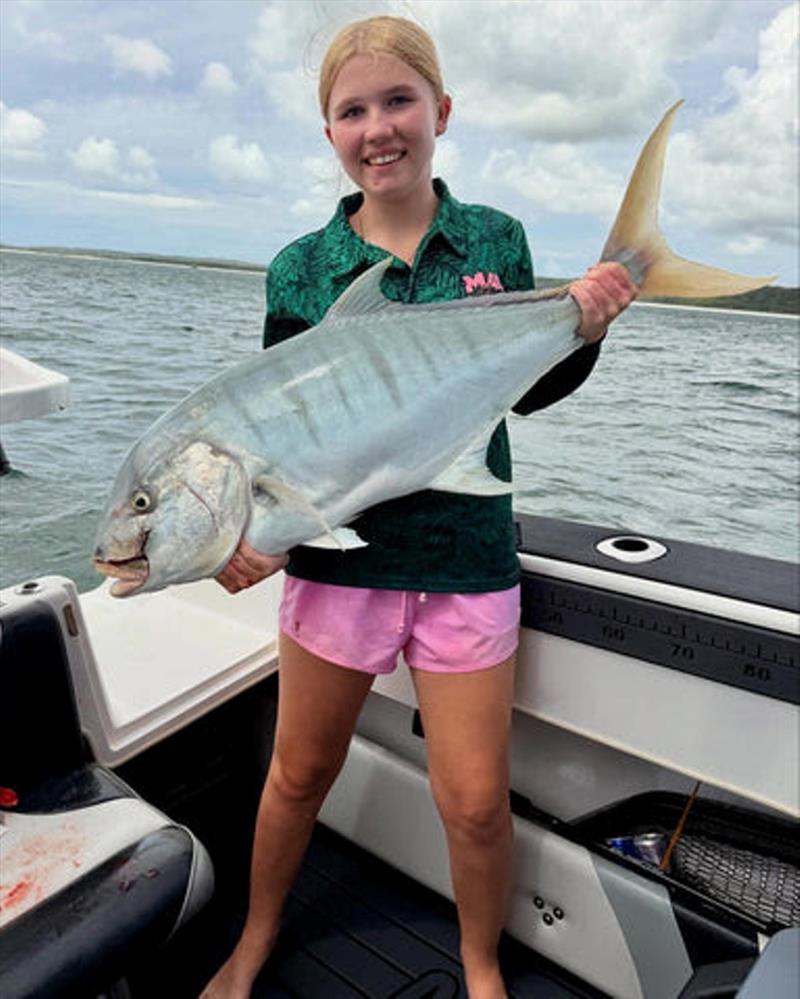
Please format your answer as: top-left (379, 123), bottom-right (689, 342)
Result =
top-left (601, 101), bottom-right (773, 299)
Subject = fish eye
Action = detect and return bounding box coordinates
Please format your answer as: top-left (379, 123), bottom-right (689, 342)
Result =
top-left (130, 489), bottom-right (152, 513)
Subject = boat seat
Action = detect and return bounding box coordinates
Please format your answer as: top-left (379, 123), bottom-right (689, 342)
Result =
top-left (0, 589), bottom-right (214, 999)
top-left (736, 928), bottom-right (800, 999)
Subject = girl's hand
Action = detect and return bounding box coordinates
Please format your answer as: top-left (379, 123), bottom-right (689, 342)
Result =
top-left (215, 539), bottom-right (288, 593)
top-left (570, 262), bottom-right (638, 343)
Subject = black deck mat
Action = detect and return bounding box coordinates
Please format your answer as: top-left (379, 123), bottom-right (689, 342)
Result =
top-left (249, 824), bottom-right (605, 999)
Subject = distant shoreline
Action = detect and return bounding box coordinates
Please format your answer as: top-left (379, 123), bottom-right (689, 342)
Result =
top-left (2, 243), bottom-right (798, 317)
top-left (631, 300), bottom-right (798, 320)
top-left (0, 243), bottom-right (266, 275)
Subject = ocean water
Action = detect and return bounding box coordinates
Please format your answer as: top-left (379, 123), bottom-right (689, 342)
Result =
top-left (1, 248), bottom-right (797, 594)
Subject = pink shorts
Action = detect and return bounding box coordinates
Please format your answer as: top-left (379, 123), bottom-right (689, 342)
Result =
top-left (279, 578), bottom-right (521, 674)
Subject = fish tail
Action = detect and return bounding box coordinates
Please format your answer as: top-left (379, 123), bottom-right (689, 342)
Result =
top-left (601, 100), bottom-right (773, 299)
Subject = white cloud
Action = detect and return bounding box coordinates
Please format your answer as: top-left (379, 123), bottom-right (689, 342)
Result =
top-left (248, 0), bottom-right (322, 69)
top-left (433, 138), bottom-right (460, 181)
top-left (209, 134), bottom-right (271, 185)
top-left (665, 4), bottom-right (798, 245)
top-left (93, 190), bottom-right (209, 210)
top-left (423, 0), bottom-right (724, 141)
top-left (123, 145), bottom-right (159, 187)
top-left (0, 175), bottom-right (208, 211)
top-left (0, 100), bottom-right (47, 159)
top-left (481, 143), bottom-right (622, 218)
top-left (247, 0), bottom-right (343, 124)
top-left (69, 136), bottom-right (120, 177)
top-left (260, 65), bottom-right (319, 125)
top-left (105, 34), bottom-right (173, 81)
top-left (289, 153), bottom-right (351, 220)
top-left (290, 196), bottom-right (330, 221)
top-left (200, 61), bottom-right (238, 96)
top-left (68, 137), bottom-right (160, 187)
top-left (7, 0), bottom-right (62, 50)
top-left (726, 235), bottom-right (767, 256)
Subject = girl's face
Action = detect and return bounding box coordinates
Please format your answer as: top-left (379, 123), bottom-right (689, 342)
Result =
top-left (325, 53), bottom-right (451, 205)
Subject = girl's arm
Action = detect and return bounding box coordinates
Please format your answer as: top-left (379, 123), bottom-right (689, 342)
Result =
top-left (263, 263), bottom-right (312, 349)
top-left (506, 221), bottom-right (600, 415)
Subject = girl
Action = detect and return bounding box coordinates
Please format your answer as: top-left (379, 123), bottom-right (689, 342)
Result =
top-left (203, 15), bottom-right (635, 999)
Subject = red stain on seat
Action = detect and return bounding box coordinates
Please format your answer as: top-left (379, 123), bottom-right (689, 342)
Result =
top-left (0, 822), bottom-right (87, 920)
top-left (1, 877), bottom-right (34, 911)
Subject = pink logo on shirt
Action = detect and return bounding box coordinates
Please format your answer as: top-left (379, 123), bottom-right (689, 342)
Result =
top-left (462, 271), bottom-right (504, 295)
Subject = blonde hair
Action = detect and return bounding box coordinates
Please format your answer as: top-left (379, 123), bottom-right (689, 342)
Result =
top-left (319, 15), bottom-right (444, 119)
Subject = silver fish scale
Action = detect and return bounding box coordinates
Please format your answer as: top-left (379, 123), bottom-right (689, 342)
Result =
top-left (251, 294), bottom-right (581, 522)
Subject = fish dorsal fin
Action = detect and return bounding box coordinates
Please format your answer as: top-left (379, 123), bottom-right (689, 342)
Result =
top-left (430, 423), bottom-right (513, 497)
top-left (324, 257), bottom-right (400, 322)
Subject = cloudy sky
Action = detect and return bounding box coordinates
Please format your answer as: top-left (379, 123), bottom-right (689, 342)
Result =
top-left (1, 0), bottom-right (797, 283)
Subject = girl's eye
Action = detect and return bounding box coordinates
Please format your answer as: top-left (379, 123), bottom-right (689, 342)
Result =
top-left (388, 94), bottom-right (411, 108)
top-left (341, 105), bottom-right (363, 119)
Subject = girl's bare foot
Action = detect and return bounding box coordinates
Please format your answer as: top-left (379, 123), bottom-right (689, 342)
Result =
top-left (463, 959), bottom-right (508, 999)
top-left (198, 930), bottom-right (276, 999)
top-left (198, 956), bottom-right (252, 999)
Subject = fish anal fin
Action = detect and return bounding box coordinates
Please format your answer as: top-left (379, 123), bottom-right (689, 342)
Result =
top-left (303, 526), bottom-right (368, 550)
top-left (430, 426), bottom-right (513, 497)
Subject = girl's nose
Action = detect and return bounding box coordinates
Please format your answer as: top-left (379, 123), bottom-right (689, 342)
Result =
top-left (363, 108), bottom-right (393, 141)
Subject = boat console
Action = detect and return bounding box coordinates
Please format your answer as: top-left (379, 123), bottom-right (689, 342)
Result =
top-left (0, 348), bottom-right (70, 475)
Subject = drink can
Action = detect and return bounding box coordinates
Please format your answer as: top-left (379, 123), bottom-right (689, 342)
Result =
top-left (606, 835), bottom-right (639, 858)
top-left (606, 832), bottom-right (666, 865)
top-left (633, 832), bottom-right (666, 865)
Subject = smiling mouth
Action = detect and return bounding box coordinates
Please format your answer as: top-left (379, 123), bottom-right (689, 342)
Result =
top-left (365, 151), bottom-right (405, 167)
top-left (92, 555), bottom-right (149, 597)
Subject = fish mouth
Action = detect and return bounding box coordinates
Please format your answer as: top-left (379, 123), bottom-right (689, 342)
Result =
top-left (92, 555), bottom-right (149, 597)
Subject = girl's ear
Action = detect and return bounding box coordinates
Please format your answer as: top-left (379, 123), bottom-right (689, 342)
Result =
top-left (324, 123), bottom-right (334, 146)
top-left (435, 94), bottom-right (452, 137)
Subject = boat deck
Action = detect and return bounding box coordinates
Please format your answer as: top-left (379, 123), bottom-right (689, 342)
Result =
top-left (101, 673), bottom-right (607, 999)
top-left (129, 821), bottom-right (604, 998)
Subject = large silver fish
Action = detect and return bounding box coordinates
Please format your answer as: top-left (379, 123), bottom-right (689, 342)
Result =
top-left (93, 102), bottom-right (770, 596)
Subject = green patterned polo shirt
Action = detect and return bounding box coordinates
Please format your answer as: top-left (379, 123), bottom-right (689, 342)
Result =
top-left (263, 178), bottom-right (598, 592)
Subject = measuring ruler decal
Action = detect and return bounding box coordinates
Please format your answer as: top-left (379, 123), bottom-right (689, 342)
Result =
top-left (520, 574), bottom-right (799, 705)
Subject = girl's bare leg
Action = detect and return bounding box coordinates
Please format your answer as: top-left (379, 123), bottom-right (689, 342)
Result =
top-left (199, 633), bottom-right (374, 999)
top-left (411, 656), bottom-right (516, 999)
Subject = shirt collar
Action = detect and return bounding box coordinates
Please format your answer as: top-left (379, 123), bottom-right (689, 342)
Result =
top-left (428, 178), bottom-right (469, 258)
top-left (323, 178), bottom-right (468, 279)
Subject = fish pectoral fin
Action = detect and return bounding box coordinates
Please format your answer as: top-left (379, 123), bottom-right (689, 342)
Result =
top-left (323, 257), bottom-right (401, 322)
top-left (252, 473), bottom-right (363, 552)
top-left (252, 472), bottom-right (340, 542)
top-left (303, 526), bottom-right (369, 550)
top-left (430, 426), bottom-right (513, 497)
